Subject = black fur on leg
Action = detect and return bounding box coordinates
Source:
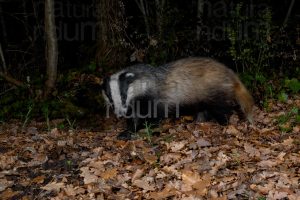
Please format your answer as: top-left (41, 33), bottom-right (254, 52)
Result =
top-left (117, 130), bottom-right (132, 140)
top-left (117, 117), bottom-right (142, 140)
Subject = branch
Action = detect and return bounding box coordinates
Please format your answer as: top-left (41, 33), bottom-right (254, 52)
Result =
top-left (0, 42), bottom-right (7, 73)
top-left (282, 0), bottom-right (295, 28)
top-left (0, 71), bottom-right (25, 87)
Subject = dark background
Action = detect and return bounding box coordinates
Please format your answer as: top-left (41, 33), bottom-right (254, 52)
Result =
top-left (0, 0), bottom-right (299, 121)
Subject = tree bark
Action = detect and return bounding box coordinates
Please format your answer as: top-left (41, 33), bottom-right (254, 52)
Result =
top-left (95, 0), bottom-right (127, 66)
top-left (0, 42), bottom-right (7, 73)
top-left (197, 0), bottom-right (204, 40)
top-left (155, 0), bottom-right (165, 40)
top-left (44, 0), bottom-right (58, 97)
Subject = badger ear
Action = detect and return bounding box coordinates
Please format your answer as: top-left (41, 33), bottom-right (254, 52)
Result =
top-left (124, 72), bottom-right (136, 84)
top-left (125, 73), bottom-right (135, 78)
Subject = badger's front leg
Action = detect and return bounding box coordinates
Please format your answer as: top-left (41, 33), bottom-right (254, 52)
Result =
top-left (117, 117), bottom-right (142, 140)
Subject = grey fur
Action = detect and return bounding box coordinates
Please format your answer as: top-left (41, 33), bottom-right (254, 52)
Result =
top-left (103, 57), bottom-right (254, 122)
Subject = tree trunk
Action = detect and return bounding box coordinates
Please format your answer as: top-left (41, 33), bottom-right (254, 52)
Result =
top-left (0, 41), bottom-right (7, 73)
top-left (155, 0), bottom-right (166, 41)
top-left (197, 0), bottom-right (204, 40)
top-left (44, 0), bottom-right (58, 97)
top-left (95, 0), bottom-right (127, 67)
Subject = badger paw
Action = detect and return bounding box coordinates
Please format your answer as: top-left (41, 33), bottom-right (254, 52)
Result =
top-left (117, 130), bottom-right (132, 140)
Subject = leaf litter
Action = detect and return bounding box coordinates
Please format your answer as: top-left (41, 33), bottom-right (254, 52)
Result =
top-left (0, 97), bottom-right (299, 199)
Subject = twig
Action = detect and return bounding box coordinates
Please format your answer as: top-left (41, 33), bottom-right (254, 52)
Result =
top-left (0, 87), bottom-right (15, 96)
top-left (0, 42), bottom-right (7, 73)
top-left (282, 0), bottom-right (295, 28)
top-left (0, 71), bottom-right (25, 87)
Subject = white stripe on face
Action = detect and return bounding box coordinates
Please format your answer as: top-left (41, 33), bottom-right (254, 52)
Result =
top-left (102, 90), bottom-right (111, 107)
top-left (109, 73), bottom-right (127, 117)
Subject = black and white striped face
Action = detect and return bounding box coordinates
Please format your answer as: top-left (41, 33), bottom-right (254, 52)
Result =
top-left (102, 71), bottom-right (138, 117)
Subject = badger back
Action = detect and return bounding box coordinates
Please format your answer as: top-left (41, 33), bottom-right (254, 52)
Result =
top-left (160, 57), bottom-right (254, 120)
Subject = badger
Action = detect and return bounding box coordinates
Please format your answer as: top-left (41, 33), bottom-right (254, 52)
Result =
top-left (102, 57), bottom-right (254, 139)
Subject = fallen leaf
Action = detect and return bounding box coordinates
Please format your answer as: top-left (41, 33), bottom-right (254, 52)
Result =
top-left (0, 188), bottom-right (19, 199)
top-left (132, 168), bottom-right (144, 182)
top-left (64, 185), bottom-right (77, 196)
top-left (282, 137), bottom-right (294, 146)
top-left (149, 185), bottom-right (178, 199)
top-left (225, 125), bottom-right (240, 135)
top-left (267, 190), bottom-right (288, 199)
top-left (32, 175), bottom-right (46, 184)
top-left (244, 143), bottom-right (261, 157)
top-left (41, 181), bottom-right (65, 192)
top-left (257, 160), bottom-right (278, 168)
top-left (80, 167), bottom-right (99, 184)
top-left (143, 153), bottom-right (157, 164)
top-left (0, 178), bottom-right (13, 192)
top-left (168, 141), bottom-right (187, 152)
top-left (197, 138), bottom-right (211, 147)
top-left (100, 168), bottom-right (118, 180)
top-left (192, 174), bottom-right (211, 196)
top-left (132, 177), bottom-right (156, 191)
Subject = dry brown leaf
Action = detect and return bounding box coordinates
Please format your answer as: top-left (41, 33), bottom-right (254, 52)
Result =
top-left (196, 138), bottom-right (211, 147)
top-left (80, 167), bottom-right (99, 184)
top-left (160, 153), bottom-right (182, 164)
top-left (277, 152), bottom-right (286, 161)
top-left (143, 153), bottom-right (157, 164)
top-left (49, 128), bottom-right (60, 137)
top-left (0, 155), bottom-right (17, 170)
top-left (181, 170), bottom-right (210, 197)
top-left (267, 190), bottom-right (289, 199)
top-left (148, 185), bottom-right (178, 200)
top-left (250, 182), bottom-right (274, 195)
top-left (225, 125), bottom-right (240, 135)
top-left (244, 143), bottom-right (261, 157)
top-left (64, 185), bottom-right (77, 196)
top-left (282, 137), bottom-right (294, 146)
top-left (100, 168), bottom-right (118, 180)
top-left (31, 175), bottom-right (46, 184)
top-left (41, 181), bottom-right (65, 192)
top-left (257, 160), bottom-right (278, 168)
top-left (132, 177), bottom-right (156, 191)
top-left (192, 174), bottom-right (211, 196)
top-left (163, 165), bottom-right (181, 177)
top-left (168, 141), bottom-right (187, 152)
top-left (182, 171), bottom-right (201, 186)
top-left (27, 154), bottom-right (48, 167)
top-left (0, 188), bottom-right (20, 199)
top-left (0, 178), bottom-right (13, 192)
top-left (132, 168), bottom-right (144, 182)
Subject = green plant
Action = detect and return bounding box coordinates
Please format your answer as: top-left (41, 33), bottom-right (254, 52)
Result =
top-left (227, 4), bottom-right (273, 74)
top-left (277, 107), bottom-right (299, 133)
top-left (144, 121), bottom-right (154, 144)
top-left (22, 103), bottom-right (34, 129)
top-left (226, 3), bottom-right (275, 101)
top-left (57, 123), bottom-right (65, 130)
top-left (257, 197), bottom-right (266, 200)
top-left (277, 91), bottom-right (288, 103)
top-left (284, 78), bottom-right (300, 94)
top-left (65, 160), bottom-right (73, 170)
top-left (65, 115), bottom-right (76, 130)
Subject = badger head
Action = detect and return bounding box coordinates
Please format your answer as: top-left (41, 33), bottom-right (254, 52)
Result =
top-left (102, 70), bottom-right (150, 118)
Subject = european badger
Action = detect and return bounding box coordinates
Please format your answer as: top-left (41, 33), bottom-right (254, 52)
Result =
top-left (102, 57), bottom-right (254, 139)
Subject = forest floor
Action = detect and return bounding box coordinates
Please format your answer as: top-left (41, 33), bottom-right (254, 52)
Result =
top-left (0, 97), bottom-right (299, 200)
